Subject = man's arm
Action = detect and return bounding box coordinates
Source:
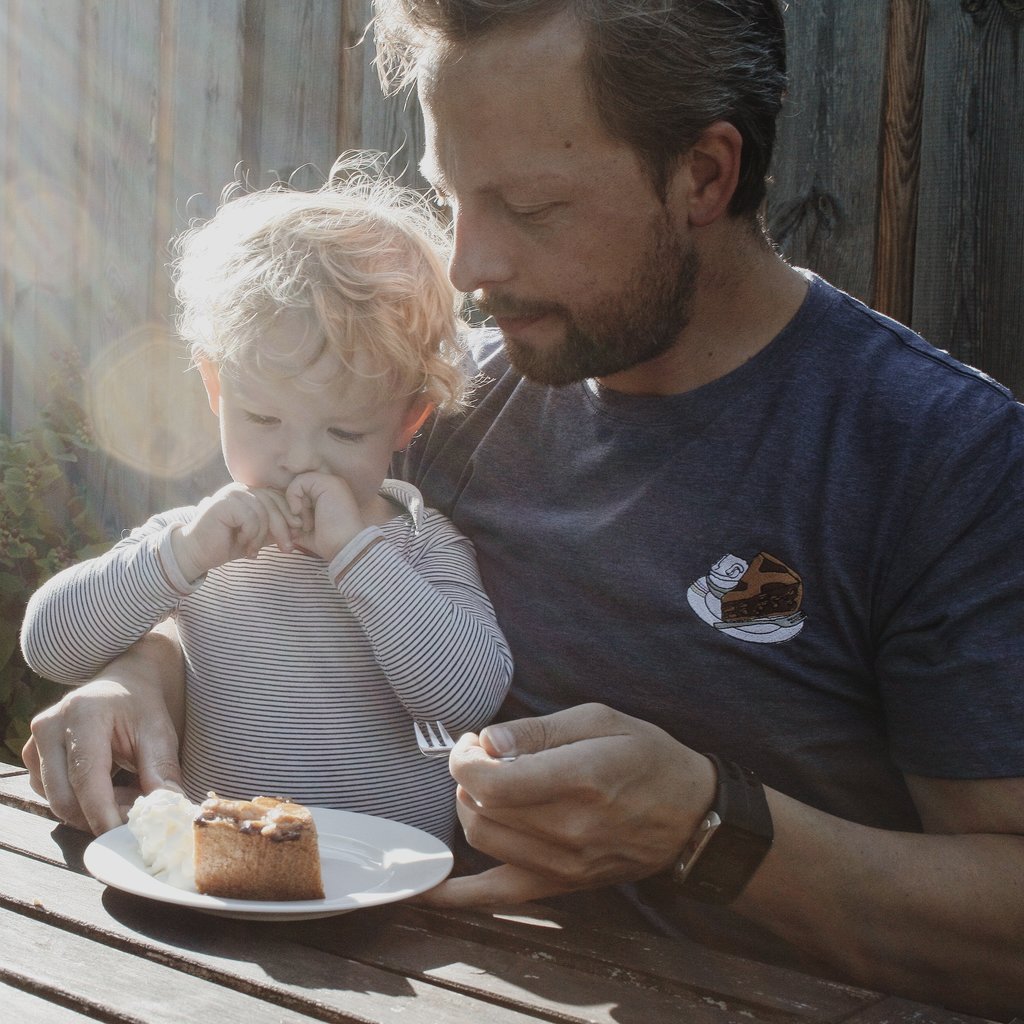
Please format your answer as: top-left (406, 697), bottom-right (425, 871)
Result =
top-left (738, 773), bottom-right (1024, 1018)
top-left (424, 704), bottom-right (1024, 1021)
top-left (22, 621), bottom-right (187, 835)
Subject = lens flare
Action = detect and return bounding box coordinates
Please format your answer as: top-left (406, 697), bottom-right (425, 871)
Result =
top-left (85, 323), bottom-right (220, 478)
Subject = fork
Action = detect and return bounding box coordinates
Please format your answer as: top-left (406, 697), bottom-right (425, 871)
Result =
top-left (414, 719), bottom-right (457, 757)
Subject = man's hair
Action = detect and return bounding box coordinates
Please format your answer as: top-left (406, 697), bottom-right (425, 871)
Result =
top-left (172, 153), bottom-right (467, 410)
top-left (373, 0), bottom-right (787, 217)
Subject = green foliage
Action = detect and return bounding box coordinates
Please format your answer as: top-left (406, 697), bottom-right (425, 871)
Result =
top-left (0, 352), bottom-right (111, 764)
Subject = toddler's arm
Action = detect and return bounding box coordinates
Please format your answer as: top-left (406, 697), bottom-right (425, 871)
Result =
top-left (24, 484), bottom-right (300, 683)
top-left (333, 513), bottom-right (512, 733)
top-left (21, 510), bottom-right (200, 684)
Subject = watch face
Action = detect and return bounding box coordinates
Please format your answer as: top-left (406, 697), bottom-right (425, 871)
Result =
top-left (680, 822), bottom-right (774, 903)
top-left (673, 812), bottom-right (721, 883)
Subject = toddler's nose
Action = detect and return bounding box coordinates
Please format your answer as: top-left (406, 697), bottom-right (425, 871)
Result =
top-left (281, 437), bottom-right (321, 475)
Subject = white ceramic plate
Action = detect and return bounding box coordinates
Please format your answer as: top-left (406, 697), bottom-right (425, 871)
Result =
top-left (83, 807), bottom-right (453, 921)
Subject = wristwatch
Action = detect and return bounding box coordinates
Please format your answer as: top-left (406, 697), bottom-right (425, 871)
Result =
top-left (670, 754), bottom-right (774, 904)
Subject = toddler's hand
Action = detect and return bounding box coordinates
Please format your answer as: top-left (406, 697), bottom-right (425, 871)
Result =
top-left (172, 483), bottom-right (299, 581)
top-left (285, 472), bottom-right (366, 562)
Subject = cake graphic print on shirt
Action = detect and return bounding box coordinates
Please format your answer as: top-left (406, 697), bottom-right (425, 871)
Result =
top-left (688, 551), bottom-right (806, 644)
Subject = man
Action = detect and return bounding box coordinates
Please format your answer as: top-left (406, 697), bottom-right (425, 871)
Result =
top-left (24, 1), bottom-right (1024, 1017)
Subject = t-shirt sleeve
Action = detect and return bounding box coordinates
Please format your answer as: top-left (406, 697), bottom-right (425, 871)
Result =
top-left (876, 399), bottom-right (1024, 777)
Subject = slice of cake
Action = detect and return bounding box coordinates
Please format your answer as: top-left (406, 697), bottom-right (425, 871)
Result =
top-left (720, 551), bottom-right (803, 624)
top-left (193, 793), bottom-right (325, 900)
top-left (127, 789), bottom-right (324, 901)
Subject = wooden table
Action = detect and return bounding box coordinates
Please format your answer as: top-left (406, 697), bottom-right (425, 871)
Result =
top-left (0, 763), bottom-right (997, 1024)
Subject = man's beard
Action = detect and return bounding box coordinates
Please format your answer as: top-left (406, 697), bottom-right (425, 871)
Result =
top-left (477, 213), bottom-right (699, 386)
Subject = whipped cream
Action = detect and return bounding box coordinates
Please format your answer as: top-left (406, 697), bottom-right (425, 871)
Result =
top-left (126, 788), bottom-right (198, 890)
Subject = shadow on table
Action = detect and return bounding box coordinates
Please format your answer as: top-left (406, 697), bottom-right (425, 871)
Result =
top-left (99, 889), bottom-right (419, 1001)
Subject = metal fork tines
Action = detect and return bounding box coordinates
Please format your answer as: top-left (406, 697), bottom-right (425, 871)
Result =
top-left (414, 719), bottom-right (456, 757)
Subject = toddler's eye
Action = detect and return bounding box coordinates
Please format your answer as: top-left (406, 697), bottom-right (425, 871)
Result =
top-left (244, 411), bottom-right (278, 426)
top-left (329, 428), bottom-right (364, 442)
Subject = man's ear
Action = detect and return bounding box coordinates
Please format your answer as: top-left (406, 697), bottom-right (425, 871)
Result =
top-left (395, 398), bottom-right (435, 450)
top-left (196, 358), bottom-right (221, 416)
top-left (679, 120), bottom-right (743, 228)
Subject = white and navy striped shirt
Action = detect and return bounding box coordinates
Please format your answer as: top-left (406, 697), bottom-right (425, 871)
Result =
top-left (22, 480), bottom-right (512, 843)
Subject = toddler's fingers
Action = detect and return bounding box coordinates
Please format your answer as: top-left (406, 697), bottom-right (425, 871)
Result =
top-left (235, 503), bottom-right (270, 556)
top-left (259, 487), bottom-right (302, 526)
top-left (284, 479), bottom-right (316, 533)
top-left (252, 490), bottom-right (299, 551)
top-left (266, 503), bottom-right (297, 552)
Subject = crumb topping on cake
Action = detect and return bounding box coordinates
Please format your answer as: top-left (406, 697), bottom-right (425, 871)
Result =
top-left (196, 793), bottom-right (310, 841)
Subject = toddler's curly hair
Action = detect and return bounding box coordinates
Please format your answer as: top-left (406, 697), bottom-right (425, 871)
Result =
top-left (172, 153), bottom-right (466, 411)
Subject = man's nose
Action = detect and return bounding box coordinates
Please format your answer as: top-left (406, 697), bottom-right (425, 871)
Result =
top-left (448, 208), bottom-right (512, 294)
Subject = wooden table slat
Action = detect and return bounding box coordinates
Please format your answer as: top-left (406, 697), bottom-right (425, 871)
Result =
top-left (397, 904), bottom-right (876, 1019)
top-left (303, 910), bottom-right (765, 1024)
top-left (843, 997), bottom-right (1008, 1024)
top-left (0, 768), bottom-right (54, 814)
top-left (0, 979), bottom-right (104, 1023)
top-left (0, 906), bottom-right (342, 1024)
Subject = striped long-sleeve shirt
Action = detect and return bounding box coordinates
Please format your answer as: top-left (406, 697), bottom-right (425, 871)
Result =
top-left (22, 480), bottom-right (512, 843)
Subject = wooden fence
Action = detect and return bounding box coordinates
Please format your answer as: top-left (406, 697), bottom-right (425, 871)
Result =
top-left (1, 0), bottom-right (1022, 534)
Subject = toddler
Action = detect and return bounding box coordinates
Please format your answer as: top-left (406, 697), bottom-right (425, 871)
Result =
top-left (22, 157), bottom-right (513, 843)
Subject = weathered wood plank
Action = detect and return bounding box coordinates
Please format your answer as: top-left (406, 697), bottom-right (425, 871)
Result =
top-left (75, 0), bottom-right (164, 532)
top-left (912, 0), bottom-right (1024, 397)
top-left (767, 1), bottom-right (890, 306)
top-left (0, 766), bottom-right (54, 811)
top-left (395, 904), bottom-right (876, 1022)
top-left (166, 0), bottom-right (245, 230)
top-left (1, 0), bottom-right (16, 429)
top-left (1, 0), bottom-right (84, 433)
top-left (313, 905), bottom-right (861, 1024)
top-left (874, 0), bottom-right (928, 326)
top-left (157, 0), bottom-right (243, 510)
top-left (0, 789), bottom-right (939, 1024)
top-left (0, 801), bottom-right (74, 866)
top-left (242, 0), bottom-right (344, 190)
top-left (338, 0), bottom-right (371, 154)
top-left (0, 904), bottom-right (338, 1024)
top-left (0, 980), bottom-right (101, 1024)
top-left (356, 5), bottom-right (428, 188)
top-left (842, 995), bottom-right (997, 1024)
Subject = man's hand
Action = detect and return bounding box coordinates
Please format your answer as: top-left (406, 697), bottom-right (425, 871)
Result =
top-left (21, 627), bottom-right (186, 836)
top-left (417, 703), bottom-right (715, 907)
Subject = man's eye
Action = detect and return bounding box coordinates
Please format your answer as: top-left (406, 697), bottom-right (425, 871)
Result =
top-left (509, 202), bottom-right (557, 221)
top-left (244, 412), bottom-right (278, 426)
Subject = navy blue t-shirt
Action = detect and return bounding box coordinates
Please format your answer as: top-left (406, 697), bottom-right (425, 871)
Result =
top-left (399, 274), bottom-right (1024, 831)
top-left (397, 272), bottom-right (1024, 956)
